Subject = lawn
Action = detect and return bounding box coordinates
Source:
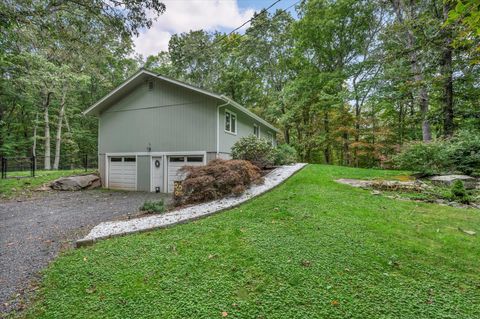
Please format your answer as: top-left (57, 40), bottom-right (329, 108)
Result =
top-left (0, 169), bottom-right (95, 199)
top-left (22, 165), bottom-right (480, 318)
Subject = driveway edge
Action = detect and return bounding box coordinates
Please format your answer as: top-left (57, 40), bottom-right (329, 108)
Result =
top-left (76, 163), bottom-right (307, 248)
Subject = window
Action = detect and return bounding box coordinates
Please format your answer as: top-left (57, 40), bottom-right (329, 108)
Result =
top-left (111, 157), bottom-right (122, 162)
top-left (267, 132), bottom-right (275, 146)
top-left (253, 124), bottom-right (259, 138)
top-left (148, 80), bottom-right (154, 91)
top-left (225, 110), bottom-right (236, 134)
top-left (124, 157), bottom-right (136, 162)
top-left (187, 156), bottom-right (203, 162)
top-left (169, 156), bottom-right (185, 162)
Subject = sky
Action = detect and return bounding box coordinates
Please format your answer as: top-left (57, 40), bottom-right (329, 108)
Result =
top-left (133, 0), bottom-right (298, 57)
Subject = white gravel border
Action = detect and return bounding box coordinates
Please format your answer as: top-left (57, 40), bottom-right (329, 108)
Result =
top-left (76, 163), bottom-right (307, 247)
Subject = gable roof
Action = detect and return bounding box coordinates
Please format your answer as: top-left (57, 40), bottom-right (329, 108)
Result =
top-left (83, 69), bottom-right (280, 133)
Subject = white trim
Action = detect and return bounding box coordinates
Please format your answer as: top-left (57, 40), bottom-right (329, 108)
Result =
top-left (83, 69), bottom-right (280, 133)
top-left (224, 109), bottom-right (237, 135)
top-left (83, 69), bottom-right (222, 116)
top-left (150, 155), bottom-right (162, 192)
top-left (216, 101), bottom-right (230, 157)
top-left (220, 96), bottom-right (280, 133)
top-left (105, 154), bottom-right (138, 191)
top-left (106, 151), bottom-right (207, 193)
top-left (105, 151), bottom-right (206, 157)
top-left (253, 124), bottom-right (260, 138)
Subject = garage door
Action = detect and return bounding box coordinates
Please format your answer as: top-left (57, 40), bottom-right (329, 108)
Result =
top-left (167, 155), bottom-right (204, 193)
top-left (108, 156), bottom-right (136, 190)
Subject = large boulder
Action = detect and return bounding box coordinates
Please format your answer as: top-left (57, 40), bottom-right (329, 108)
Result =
top-left (50, 174), bottom-right (101, 191)
top-left (429, 175), bottom-right (477, 189)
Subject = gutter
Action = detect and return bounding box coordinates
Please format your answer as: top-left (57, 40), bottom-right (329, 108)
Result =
top-left (216, 99), bottom-right (231, 157)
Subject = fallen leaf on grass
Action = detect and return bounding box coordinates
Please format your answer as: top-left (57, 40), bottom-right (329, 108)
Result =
top-left (221, 311), bottom-right (228, 317)
top-left (85, 285), bottom-right (96, 294)
top-left (331, 300), bottom-right (340, 306)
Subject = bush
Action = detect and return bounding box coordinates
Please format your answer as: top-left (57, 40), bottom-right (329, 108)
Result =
top-left (178, 159), bottom-right (263, 205)
top-left (392, 141), bottom-right (450, 175)
top-left (451, 180), bottom-right (466, 198)
top-left (447, 130), bottom-right (480, 176)
top-left (274, 144), bottom-right (298, 165)
top-left (231, 135), bottom-right (274, 168)
top-left (392, 130), bottom-right (480, 176)
top-left (140, 200), bottom-right (165, 214)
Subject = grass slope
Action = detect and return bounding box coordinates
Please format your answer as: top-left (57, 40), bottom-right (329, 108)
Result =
top-left (0, 169), bottom-right (95, 199)
top-left (23, 165), bottom-right (480, 318)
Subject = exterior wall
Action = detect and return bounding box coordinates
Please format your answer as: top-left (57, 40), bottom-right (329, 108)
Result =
top-left (96, 74), bottom-right (277, 189)
top-left (206, 152), bottom-right (231, 162)
top-left (218, 107), bottom-right (277, 154)
top-left (98, 154), bottom-right (106, 186)
top-left (136, 155), bottom-right (151, 191)
top-left (98, 78), bottom-right (217, 155)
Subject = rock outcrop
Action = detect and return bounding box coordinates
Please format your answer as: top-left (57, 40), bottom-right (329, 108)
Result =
top-left (50, 174), bottom-right (101, 191)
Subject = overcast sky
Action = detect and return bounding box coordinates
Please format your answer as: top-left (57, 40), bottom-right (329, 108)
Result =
top-left (134, 0), bottom-right (297, 57)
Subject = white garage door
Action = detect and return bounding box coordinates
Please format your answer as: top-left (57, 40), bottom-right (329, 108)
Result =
top-left (167, 155), bottom-right (204, 193)
top-left (108, 156), bottom-right (136, 190)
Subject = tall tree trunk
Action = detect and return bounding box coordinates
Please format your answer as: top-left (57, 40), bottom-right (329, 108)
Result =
top-left (441, 2), bottom-right (454, 137)
top-left (32, 112), bottom-right (38, 157)
top-left (53, 89), bottom-right (67, 170)
top-left (392, 0), bottom-right (431, 142)
top-left (323, 111), bottom-right (331, 164)
top-left (43, 91), bottom-right (53, 170)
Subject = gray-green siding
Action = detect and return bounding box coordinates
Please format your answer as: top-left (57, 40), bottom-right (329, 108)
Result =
top-left (99, 79), bottom-right (217, 155)
top-left (136, 155), bottom-right (151, 191)
top-left (218, 107), bottom-right (276, 154)
top-left (97, 74), bottom-right (277, 191)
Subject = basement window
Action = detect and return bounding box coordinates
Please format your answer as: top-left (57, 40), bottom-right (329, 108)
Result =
top-left (187, 156), bottom-right (203, 162)
top-left (225, 110), bottom-right (236, 134)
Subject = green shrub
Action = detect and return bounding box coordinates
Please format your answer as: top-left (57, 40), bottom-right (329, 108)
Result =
top-left (140, 200), bottom-right (165, 214)
top-left (450, 180), bottom-right (471, 203)
top-left (231, 135), bottom-right (274, 168)
top-left (447, 130), bottom-right (480, 176)
top-left (274, 144), bottom-right (298, 165)
top-left (392, 140), bottom-right (450, 175)
top-left (393, 129), bottom-right (480, 175)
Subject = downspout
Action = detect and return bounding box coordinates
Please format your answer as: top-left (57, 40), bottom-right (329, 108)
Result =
top-left (216, 97), bottom-right (230, 158)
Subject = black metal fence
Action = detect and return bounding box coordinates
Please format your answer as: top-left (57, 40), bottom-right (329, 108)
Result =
top-left (0, 154), bottom-right (97, 179)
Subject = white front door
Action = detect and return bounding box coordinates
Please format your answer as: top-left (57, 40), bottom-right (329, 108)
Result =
top-left (151, 156), bottom-right (163, 192)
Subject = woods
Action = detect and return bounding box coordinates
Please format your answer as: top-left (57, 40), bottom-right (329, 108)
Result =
top-left (1, 0), bottom-right (479, 167)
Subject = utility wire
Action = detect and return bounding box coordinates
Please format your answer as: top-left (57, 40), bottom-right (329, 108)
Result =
top-left (165, 0), bottom-right (298, 67)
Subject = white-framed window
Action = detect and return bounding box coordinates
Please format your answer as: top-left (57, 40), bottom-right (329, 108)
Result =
top-left (253, 124), bottom-right (260, 137)
top-left (225, 110), bottom-right (237, 134)
top-left (267, 132), bottom-right (275, 146)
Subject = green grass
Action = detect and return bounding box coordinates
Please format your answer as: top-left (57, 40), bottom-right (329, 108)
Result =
top-left (0, 169), bottom-right (95, 199)
top-left (21, 165), bottom-right (480, 318)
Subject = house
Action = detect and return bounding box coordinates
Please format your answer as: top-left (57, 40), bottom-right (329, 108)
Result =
top-left (83, 69), bottom-right (279, 193)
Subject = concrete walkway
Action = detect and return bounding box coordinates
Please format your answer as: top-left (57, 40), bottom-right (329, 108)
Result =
top-left (76, 163), bottom-right (307, 247)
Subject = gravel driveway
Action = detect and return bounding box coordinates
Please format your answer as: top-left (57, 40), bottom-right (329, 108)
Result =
top-left (0, 190), bottom-right (168, 314)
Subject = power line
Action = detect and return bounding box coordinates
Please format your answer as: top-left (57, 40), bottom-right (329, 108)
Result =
top-left (160, 0), bottom-right (301, 77)
top-left (210, 0), bottom-right (282, 48)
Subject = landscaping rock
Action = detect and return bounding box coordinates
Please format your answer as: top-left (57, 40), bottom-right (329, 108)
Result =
top-left (429, 175), bottom-right (477, 189)
top-left (50, 174), bottom-right (101, 191)
top-left (458, 228), bottom-right (476, 236)
top-left (336, 179), bottom-right (426, 192)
